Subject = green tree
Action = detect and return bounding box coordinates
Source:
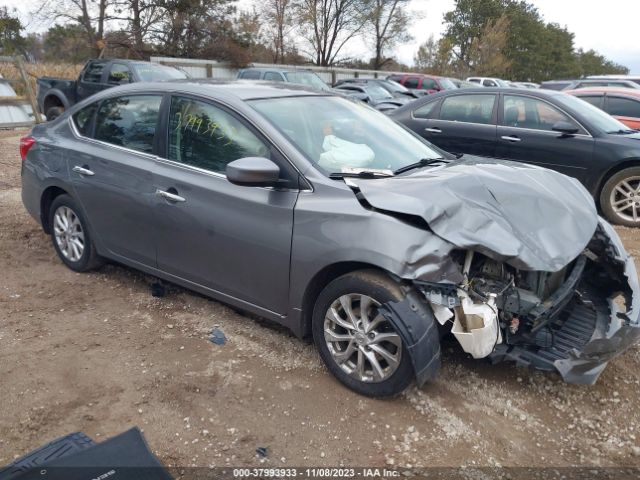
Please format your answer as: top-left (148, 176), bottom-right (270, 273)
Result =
top-left (41, 24), bottom-right (94, 63)
top-left (0, 7), bottom-right (26, 55)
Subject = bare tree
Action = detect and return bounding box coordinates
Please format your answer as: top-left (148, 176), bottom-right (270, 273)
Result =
top-left (34, 0), bottom-right (112, 56)
top-left (259, 0), bottom-right (294, 63)
top-left (297, 0), bottom-right (368, 66)
top-left (365, 0), bottom-right (412, 70)
top-left (466, 13), bottom-right (511, 77)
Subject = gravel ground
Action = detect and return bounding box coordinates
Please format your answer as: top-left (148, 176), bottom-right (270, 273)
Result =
top-left (1, 132), bottom-right (640, 469)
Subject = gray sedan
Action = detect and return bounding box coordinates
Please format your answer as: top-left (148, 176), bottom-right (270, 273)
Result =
top-left (20, 81), bottom-right (640, 396)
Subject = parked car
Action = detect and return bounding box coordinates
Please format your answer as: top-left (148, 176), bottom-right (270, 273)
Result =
top-left (517, 82), bottom-right (540, 89)
top-left (334, 78), bottom-right (420, 99)
top-left (451, 78), bottom-right (481, 89)
top-left (566, 87), bottom-right (640, 130)
top-left (386, 74), bottom-right (457, 95)
top-left (390, 87), bottom-right (640, 227)
top-left (20, 81), bottom-right (640, 396)
top-left (37, 59), bottom-right (188, 121)
top-left (466, 77), bottom-right (509, 87)
top-left (333, 83), bottom-right (410, 112)
top-left (237, 67), bottom-right (332, 92)
top-left (587, 75), bottom-right (640, 87)
top-left (540, 79), bottom-right (640, 91)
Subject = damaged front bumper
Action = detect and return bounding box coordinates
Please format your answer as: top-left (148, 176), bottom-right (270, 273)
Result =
top-left (489, 220), bottom-right (640, 384)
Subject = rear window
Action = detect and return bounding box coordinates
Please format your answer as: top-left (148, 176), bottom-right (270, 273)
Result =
top-left (607, 97), bottom-right (640, 118)
top-left (440, 94), bottom-right (495, 124)
top-left (94, 95), bottom-right (162, 154)
top-left (72, 103), bottom-right (98, 136)
top-left (240, 70), bottom-right (262, 80)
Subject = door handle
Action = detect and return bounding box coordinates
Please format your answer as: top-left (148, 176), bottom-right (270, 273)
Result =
top-left (72, 165), bottom-right (95, 176)
top-left (500, 135), bottom-right (521, 143)
top-left (424, 127), bottom-right (442, 133)
top-left (156, 189), bottom-right (186, 203)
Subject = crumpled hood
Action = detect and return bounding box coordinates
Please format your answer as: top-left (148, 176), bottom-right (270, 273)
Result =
top-left (351, 156), bottom-right (598, 272)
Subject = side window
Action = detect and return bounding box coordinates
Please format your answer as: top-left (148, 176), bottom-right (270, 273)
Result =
top-left (240, 70), bottom-right (261, 80)
top-left (264, 72), bottom-right (284, 82)
top-left (440, 94), bottom-right (495, 124)
top-left (503, 95), bottom-right (575, 131)
top-left (421, 78), bottom-right (437, 90)
top-left (82, 61), bottom-right (107, 83)
top-left (577, 95), bottom-right (603, 109)
top-left (94, 95), bottom-right (162, 153)
top-left (404, 77), bottom-right (419, 89)
top-left (468, 78), bottom-right (480, 84)
top-left (483, 79), bottom-right (497, 87)
top-left (168, 96), bottom-right (270, 174)
top-left (72, 103), bottom-right (98, 137)
top-left (413, 100), bottom-right (438, 119)
top-left (607, 97), bottom-right (640, 118)
top-left (107, 63), bottom-right (132, 85)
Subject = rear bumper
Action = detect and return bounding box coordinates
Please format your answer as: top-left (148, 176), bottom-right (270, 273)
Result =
top-left (490, 219), bottom-right (640, 384)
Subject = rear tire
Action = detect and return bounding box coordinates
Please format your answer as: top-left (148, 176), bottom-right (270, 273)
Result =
top-left (312, 270), bottom-right (415, 397)
top-left (600, 167), bottom-right (640, 227)
top-left (49, 194), bottom-right (103, 272)
top-left (45, 106), bottom-right (64, 121)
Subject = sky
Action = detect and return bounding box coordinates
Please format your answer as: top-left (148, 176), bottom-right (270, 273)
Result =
top-left (3, 0), bottom-right (639, 74)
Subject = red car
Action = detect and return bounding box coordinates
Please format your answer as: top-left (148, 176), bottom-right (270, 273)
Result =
top-left (386, 74), bottom-right (457, 94)
top-left (566, 87), bottom-right (640, 130)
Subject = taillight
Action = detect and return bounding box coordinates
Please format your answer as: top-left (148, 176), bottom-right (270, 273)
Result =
top-left (19, 136), bottom-right (35, 161)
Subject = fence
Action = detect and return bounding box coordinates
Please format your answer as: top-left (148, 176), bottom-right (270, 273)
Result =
top-left (150, 56), bottom-right (401, 84)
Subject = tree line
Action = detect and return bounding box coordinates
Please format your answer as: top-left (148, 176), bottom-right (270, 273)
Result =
top-left (0, 0), bottom-right (629, 81)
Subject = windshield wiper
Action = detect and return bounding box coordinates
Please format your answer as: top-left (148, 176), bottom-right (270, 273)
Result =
top-left (329, 170), bottom-right (394, 179)
top-left (393, 157), bottom-right (449, 175)
top-left (607, 129), bottom-right (637, 135)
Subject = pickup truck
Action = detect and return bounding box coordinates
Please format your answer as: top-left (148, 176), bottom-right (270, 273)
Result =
top-left (37, 59), bottom-right (188, 120)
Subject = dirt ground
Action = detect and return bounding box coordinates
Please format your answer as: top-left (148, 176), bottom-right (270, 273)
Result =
top-left (1, 131), bottom-right (640, 470)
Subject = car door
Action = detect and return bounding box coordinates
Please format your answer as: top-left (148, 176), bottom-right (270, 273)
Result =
top-left (495, 93), bottom-right (594, 183)
top-left (413, 93), bottom-right (498, 157)
top-left (68, 94), bottom-right (163, 267)
top-left (76, 60), bottom-right (109, 101)
top-left (152, 94), bottom-right (299, 315)
top-left (604, 95), bottom-right (640, 130)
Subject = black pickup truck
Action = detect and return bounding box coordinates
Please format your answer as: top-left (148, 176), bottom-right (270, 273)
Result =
top-left (37, 58), bottom-right (188, 120)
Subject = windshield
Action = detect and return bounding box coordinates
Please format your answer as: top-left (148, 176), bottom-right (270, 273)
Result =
top-left (366, 84), bottom-right (394, 100)
top-left (555, 93), bottom-right (631, 133)
top-left (439, 77), bottom-right (457, 89)
top-left (382, 80), bottom-right (409, 93)
top-left (132, 63), bottom-right (188, 81)
top-left (250, 96), bottom-right (442, 175)
top-left (283, 71), bottom-right (331, 92)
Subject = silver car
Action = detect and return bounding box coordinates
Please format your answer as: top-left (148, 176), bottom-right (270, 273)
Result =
top-left (20, 81), bottom-right (640, 396)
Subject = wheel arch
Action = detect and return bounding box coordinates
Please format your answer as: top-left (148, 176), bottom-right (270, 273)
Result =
top-left (43, 92), bottom-right (68, 113)
top-left (299, 261), bottom-right (394, 338)
top-left (596, 158), bottom-right (640, 203)
top-left (40, 185), bottom-right (70, 234)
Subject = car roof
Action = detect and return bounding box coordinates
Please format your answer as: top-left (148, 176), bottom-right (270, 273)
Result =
top-left (566, 87), bottom-right (640, 97)
top-left (85, 79), bottom-right (330, 102)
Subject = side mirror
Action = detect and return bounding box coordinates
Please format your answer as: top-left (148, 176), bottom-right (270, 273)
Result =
top-left (226, 157), bottom-right (280, 187)
top-left (552, 121), bottom-right (579, 135)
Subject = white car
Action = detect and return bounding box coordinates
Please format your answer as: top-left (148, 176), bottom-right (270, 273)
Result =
top-left (466, 77), bottom-right (509, 87)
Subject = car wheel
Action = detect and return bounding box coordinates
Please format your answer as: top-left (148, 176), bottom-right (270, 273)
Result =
top-left (601, 167), bottom-right (640, 227)
top-left (312, 270), bottom-right (415, 397)
top-left (49, 194), bottom-right (102, 272)
top-left (45, 106), bottom-right (64, 121)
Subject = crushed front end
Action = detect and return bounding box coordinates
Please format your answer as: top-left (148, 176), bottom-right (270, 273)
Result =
top-left (415, 219), bottom-right (640, 385)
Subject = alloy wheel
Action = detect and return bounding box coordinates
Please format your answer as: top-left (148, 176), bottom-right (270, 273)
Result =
top-left (53, 205), bottom-right (85, 262)
top-left (610, 176), bottom-right (640, 223)
top-left (323, 293), bottom-right (402, 383)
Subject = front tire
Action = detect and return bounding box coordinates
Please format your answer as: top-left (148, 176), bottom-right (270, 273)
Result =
top-left (601, 167), bottom-right (640, 227)
top-left (45, 106), bottom-right (64, 121)
top-left (312, 270), bottom-right (415, 397)
top-left (49, 194), bottom-right (102, 272)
